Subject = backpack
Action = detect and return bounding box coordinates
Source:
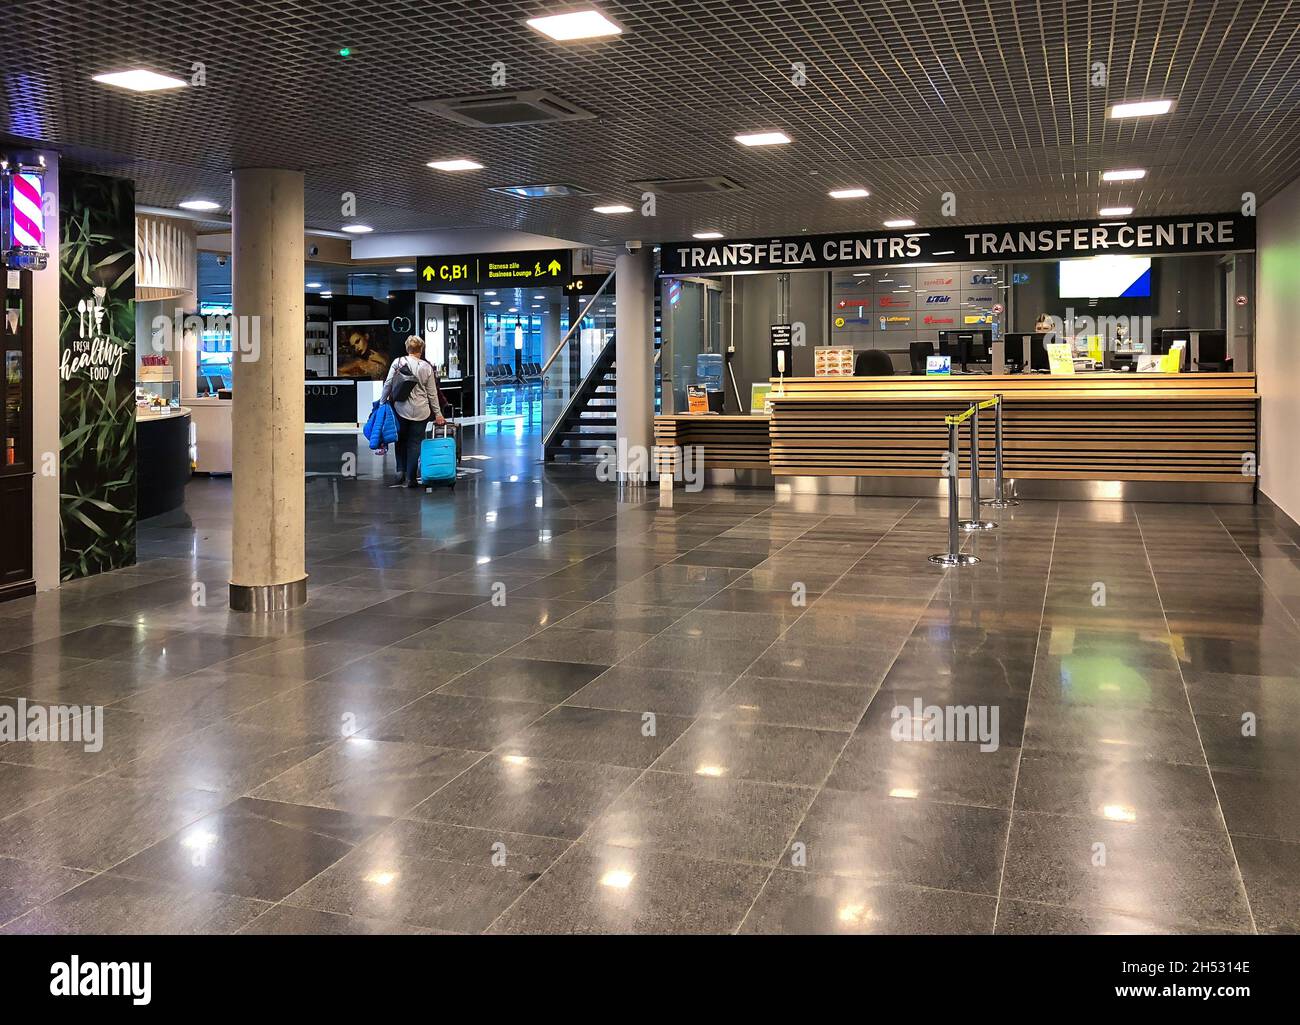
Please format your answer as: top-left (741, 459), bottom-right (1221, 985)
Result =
top-left (387, 358), bottom-right (421, 403)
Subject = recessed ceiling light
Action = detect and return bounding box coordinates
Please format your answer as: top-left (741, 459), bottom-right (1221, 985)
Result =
top-left (593, 204), bottom-right (634, 214)
top-left (734, 131), bottom-right (791, 147)
top-left (526, 9), bottom-right (622, 41)
top-left (427, 158), bottom-right (483, 171)
top-left (533, 294), bottom-right (546, 299)
top-left (1109, 99), bottom-right (1174, 118)
top-left (341, 224), bottom-right (373, 233)
top-left (320, 292), bottom-right (333, 298)
top-left (883, 219), bottom-right (916, 228)
top-left (693, 231), bottom-right (723, 239)
top-left (1102, 168), bottom-right (1147, 182)
top-left (489, 300), bottom-right (501, 306)
top-left (92, 69), bottom-right (187, 92)
top-left (306, 282), bottom-right (322, 288)
top-left (178, 199), bottom-right (220, 211)
top-left (484, 291), bottom-right (497, 296)
top-left (1099, 206), bottom-right (1133, 216)
top-left (396, 266), bottom-right (414, 273)
top-left (829, 188), bottom-right (870, 199)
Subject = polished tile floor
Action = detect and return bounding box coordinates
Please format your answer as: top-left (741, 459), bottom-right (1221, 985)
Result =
top-left (3, 428), bottom-right (1300, 934)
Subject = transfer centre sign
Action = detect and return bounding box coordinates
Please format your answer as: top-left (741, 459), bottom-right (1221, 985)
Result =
top-left (418, 249), bottom-right (573, 288)
top-left (660, 213), bottom-right (1254, 275)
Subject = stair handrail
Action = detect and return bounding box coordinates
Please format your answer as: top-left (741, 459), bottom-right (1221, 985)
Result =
top-left (542, 332), bottom-right (617, 452)
top-left (539, 269), bottom-right (616, 379)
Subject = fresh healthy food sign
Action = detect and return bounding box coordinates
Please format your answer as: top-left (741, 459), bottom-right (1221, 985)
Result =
top-left (660, 213), bottom-right (1255, 275)
top-left (58, 169), bottom-right (137, 581)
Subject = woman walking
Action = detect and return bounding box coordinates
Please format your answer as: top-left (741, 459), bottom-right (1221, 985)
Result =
top-left (382, 335), bottom-right (446, 488)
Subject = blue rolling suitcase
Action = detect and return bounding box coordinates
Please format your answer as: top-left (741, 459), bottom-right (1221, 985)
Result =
top-left (419, 422), bottom-right (457, 489)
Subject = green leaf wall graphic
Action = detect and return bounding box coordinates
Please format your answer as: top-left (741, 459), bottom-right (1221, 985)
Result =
top-left (58, 170), bottom-right (137, 582)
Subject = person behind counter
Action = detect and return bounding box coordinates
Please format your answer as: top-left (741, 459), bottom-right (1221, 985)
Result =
top-left (382, 335), bottom-right (446, 488)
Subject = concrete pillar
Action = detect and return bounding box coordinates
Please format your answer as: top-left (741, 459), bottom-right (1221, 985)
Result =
top-left (615, 247), bottom-right (655, 482)
top-left (229, 168), bottom-right (306, 611)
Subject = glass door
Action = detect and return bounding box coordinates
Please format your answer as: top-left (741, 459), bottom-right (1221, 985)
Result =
top-left (661, 277), bottom-right (722, 413)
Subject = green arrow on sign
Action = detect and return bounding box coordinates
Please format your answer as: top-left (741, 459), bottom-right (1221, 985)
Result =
top-left (547, 259), bottom-right (562, 276)
top-left (422, 266), bottom-right (435, 281)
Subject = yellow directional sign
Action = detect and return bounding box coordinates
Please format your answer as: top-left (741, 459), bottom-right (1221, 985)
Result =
top-left (416, 249), bottom-right (573, 289)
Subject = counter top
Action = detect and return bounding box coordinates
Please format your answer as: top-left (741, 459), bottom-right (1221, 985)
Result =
top-left (136, 405), bottom-right (192, 422)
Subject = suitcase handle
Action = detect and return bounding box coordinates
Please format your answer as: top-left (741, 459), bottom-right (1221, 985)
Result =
top-left (425, 420), bottom-right (455, 438)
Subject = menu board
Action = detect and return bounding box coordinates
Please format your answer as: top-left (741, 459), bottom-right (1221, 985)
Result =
top-left (814, 346), bottom-right (855, 376)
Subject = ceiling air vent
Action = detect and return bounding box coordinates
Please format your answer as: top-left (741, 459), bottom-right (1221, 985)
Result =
top-left (412, 89), bottom-right (597, 127)
top-left (489, 183), bottom-right (592, 199)
top-left (630, 176), bottom-right (745, 195)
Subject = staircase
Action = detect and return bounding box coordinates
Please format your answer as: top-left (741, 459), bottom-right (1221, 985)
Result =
top-left (540, 276), bottom-right (663, 464)
top-left (544, 339), bottom-right (618, 462)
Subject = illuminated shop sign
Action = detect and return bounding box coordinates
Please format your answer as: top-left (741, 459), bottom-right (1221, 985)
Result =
top-left (660, 213), bottom-right (1254, 275)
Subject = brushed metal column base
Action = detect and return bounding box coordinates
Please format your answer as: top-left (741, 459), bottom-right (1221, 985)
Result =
top-left (229, 577), bottom-right (308, 613)
top-left (929, 553), bottom-right (979, 566)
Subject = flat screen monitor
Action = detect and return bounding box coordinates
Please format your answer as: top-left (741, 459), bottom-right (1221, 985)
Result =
top-left (1003, 334), bottom-right (1027, 369)
top-left (1059, 255), bottom-right (1153, 298)
top-left (963, 330), bottom-right (993, 364)
top-left (1029, 333), bottom-right (1050, 371)
top-left (1196, 329), bottom-right (1228, 364)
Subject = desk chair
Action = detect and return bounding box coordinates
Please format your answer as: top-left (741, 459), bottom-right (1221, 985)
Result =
top-left (855, 350), bottom-right (896, 376)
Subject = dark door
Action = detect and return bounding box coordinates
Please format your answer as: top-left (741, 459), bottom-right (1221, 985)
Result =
top-left (1, 272), bottom-right (35, 600)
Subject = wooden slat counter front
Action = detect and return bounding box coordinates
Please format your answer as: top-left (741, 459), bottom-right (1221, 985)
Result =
top-left (652, 414), bottom-right (770, 472)
top-left (767, 373), bottom-right (1258, 484)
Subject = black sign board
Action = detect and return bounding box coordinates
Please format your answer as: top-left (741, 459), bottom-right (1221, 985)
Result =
top-left (660, 213), bottom-right (1256, 276)
top-left (770, 324), bottom-right (794, 378)
top-left (563, 277), bottom-right (600, 294)
top-left (305, 380), bottom-right (358, 425)
top-left (417, 250), bottom-right (573, 289)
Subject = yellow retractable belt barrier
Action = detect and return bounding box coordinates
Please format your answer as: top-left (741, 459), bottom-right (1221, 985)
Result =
top-left (944, 396), bottom-right (1000, 426)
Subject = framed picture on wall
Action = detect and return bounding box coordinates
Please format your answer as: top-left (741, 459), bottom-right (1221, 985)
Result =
top-left (334, 320), bottom-right (392, 380)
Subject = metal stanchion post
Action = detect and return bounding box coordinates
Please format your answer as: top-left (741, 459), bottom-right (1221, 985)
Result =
top-left (931, 415), bottom-right (979, 567)
top-left (960, 400), bottom-right (997, 532)
top-left (982, 393), bottom-right (1020, 508)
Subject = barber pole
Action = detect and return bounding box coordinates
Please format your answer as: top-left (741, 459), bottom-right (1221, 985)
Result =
top-left (1, 157), bottom-right (50, 270)
top-left (11, 171), bottom-right (43, 248)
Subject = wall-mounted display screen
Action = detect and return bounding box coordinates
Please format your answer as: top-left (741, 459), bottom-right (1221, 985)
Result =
top-left (1059, 255), bottom-right (1152, 298)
